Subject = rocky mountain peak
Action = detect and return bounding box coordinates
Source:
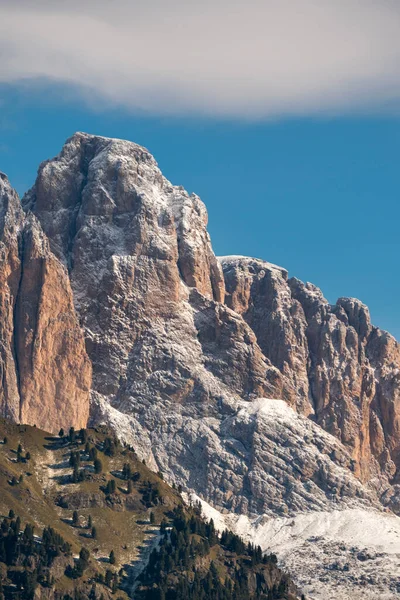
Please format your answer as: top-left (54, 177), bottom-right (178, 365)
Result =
top-left (23, 132), bottom-right (225, 304)
top-left (1, 133), bottom-right (399, 492)
top-left (335, 296), bottom-right (372, 340)
top-left (2, 133), bottom-right (400, 597)
top-left (2, 133), bottom-right (396, 496)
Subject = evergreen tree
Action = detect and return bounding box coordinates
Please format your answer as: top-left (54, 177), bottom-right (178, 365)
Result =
top-left (94, 458), bottom-right (103, 474)
top-left (17, 443), bottom-right (23, 462)
top-left (109, 550), bottom-right (116, 565)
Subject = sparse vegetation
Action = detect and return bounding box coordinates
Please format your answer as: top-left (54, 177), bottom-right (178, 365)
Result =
top-left (0, 418), bottom-right (301, 600)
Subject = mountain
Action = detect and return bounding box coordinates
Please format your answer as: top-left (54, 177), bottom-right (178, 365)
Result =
top-left (1, 132), bottom-right (400, 598)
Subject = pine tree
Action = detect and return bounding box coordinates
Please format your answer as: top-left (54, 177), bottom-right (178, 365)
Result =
top-left (72, 464), bottom-right (80, 483)
top-left (109, 549), bottom-right (116, 565)
top-left (72, 511), bottom-right (79, 527)
top-left (92, 526), bottom-right (97, 539)
top-left (79, 428), bottom-right (88, 444)
top-left (59, 428), bottom-right (64, 438)
top-left (111, 574), bottom-right (118, 593)
top-left (94, 458), bottom-right (103, 474)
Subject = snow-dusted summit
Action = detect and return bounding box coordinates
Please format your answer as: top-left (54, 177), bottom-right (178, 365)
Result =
top-left (1, 132), bottom-right (400, 598)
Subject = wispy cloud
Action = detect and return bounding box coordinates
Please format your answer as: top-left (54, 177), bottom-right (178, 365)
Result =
top-left (0, 0), bottom-right (400, 118)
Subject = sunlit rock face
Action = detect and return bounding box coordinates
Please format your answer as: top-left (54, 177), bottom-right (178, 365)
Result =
top-left (17, 133), bottom-right (400, 507)
top-left (23, 132), bottom-right (282, 421)
top-left (1, 131), bottom-right (398, 600)
top-left (222, 255), bottom-right (400, 486)
top-left (0, 132), bottom-right (397, 518)
top-left (0, 172), bottom-right (91, 432)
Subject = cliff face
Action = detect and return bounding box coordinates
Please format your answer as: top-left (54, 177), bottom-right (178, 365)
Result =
top-left (1, 132), bottom-right (399, 516)
top-left (0, 172), bottom-right (91, 432)
top-left (0, 173), bottom-right (24, 423)
top-left (23, 132), bottom-right (282, 418)
top-left (222, 255), bottom-right (400, 484)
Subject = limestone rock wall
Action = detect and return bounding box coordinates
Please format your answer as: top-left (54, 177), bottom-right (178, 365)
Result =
top-left (0, 173), bottom-right (91, 432)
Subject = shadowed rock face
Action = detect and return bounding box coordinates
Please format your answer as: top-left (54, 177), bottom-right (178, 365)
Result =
top-left (0, 173), bottom-right (25, 423)
top-left (1, 132), bottom-right (399, 519)
top-left (0, 173), bottom-right (91, 432)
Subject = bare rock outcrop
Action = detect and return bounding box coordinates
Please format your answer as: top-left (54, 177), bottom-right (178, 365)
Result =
top-left (221, 255), bottom-right (400, 485)
top-left (1, 133), bottom-right (398, 600)
top-left (23, 132), bottom-right (281, 416)
top-left (1, 132), bottom-right (399, 518)
top-left (0, 173), bottom-right (91, 432)
top-left (221, 256), bottom-right (311, 414)
top-left (0, 172), bottom-right (25, 422)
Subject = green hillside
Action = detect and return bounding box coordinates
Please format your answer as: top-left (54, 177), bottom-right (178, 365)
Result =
top-left (0, 419), bottom-right (301, 600)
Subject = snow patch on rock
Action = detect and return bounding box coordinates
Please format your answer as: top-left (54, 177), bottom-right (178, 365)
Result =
top-left (189, 492), bottom-right (400, 600)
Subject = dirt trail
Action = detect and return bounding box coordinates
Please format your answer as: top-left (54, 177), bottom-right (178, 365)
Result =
top-left (34, 444), bottom-right (70, 496)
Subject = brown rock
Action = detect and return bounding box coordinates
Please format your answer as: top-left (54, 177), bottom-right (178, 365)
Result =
top-left (0, 173), bottom-right (91, 432)
top-left (220, 255), bottom-right (400, 484)
top-left (0, 173), bottom-right (24, 422)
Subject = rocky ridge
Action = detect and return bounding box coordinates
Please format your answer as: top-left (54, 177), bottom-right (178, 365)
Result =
top-left (221, 255), bottom-right (400, 487)
top-left (1, 132), bottom-right (400, 596)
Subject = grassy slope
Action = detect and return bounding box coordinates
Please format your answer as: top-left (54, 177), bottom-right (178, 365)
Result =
top-left (0, 419), bottom-right (301, 600)
top-left (0, 419), bottom-right (182, 596)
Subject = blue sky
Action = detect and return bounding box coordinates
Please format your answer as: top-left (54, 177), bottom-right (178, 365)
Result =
top-left (1, 1), bottom-right (400, 338)
top-left (1, 85), bottom-right (399, 337)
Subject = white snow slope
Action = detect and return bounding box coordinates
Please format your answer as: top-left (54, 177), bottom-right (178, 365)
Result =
top-left (185, 400), bottom-right (400, 600)
top-left (189, 495), bottom-right (400, 599)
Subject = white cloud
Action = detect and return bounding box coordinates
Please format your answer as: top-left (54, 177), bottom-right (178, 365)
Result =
top-left (0, 0), bottom-right (400, 118)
